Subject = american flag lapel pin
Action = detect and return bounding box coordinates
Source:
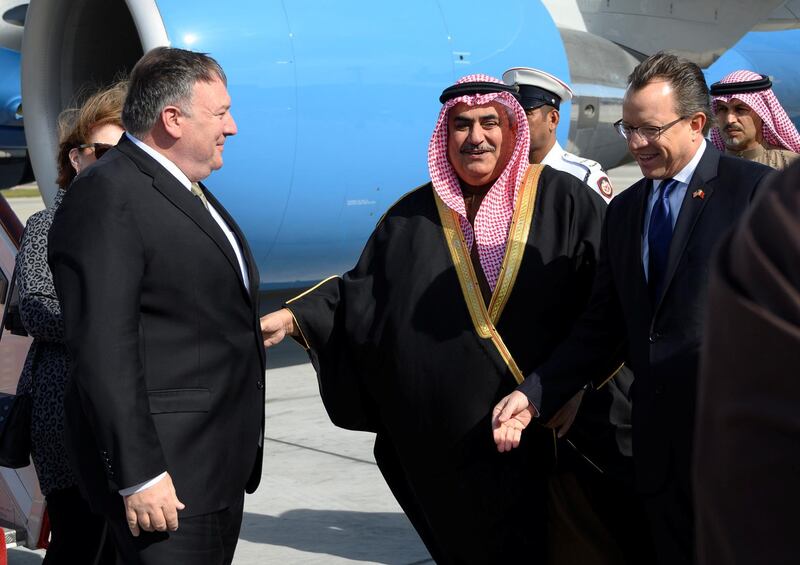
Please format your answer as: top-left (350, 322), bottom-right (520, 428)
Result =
top-left (692, 189), bottom-right (705, 200)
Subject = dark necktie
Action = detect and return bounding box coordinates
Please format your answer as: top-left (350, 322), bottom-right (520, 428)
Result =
top-left (648, 178), bottom-right (678, 303)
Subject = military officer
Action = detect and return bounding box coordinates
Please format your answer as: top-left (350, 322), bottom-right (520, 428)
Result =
top-left (503, 66), bottom-right (614, 201)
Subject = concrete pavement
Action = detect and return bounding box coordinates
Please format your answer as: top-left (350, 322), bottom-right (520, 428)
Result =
top-left (607, 162), bottom-right (642, 194)
top-left (3, 196), bottom-right (44, 225)
top-left (234, 337), bottom-right (432, 564)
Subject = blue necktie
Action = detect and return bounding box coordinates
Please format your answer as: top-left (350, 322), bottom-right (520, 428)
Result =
top-left (648, 179), bottom-right (677, 303)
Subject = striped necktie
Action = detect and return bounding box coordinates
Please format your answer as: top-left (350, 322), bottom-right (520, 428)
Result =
top-left (648, 178), bottom-right (678, 303)
top-left (190, 182), bottom-right (210, 211)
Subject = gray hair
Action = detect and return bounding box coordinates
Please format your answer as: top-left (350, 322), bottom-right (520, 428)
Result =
top-left (627, 51), bottom-right (713, 134)
top-left (122, 47), bottom-right (227, 137)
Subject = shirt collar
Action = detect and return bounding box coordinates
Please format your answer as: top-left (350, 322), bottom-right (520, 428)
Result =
top-left (125, 132), bottom-right (192, 190)
top-left (540, 140), bottom-right (563, 167)
top-left (656, 138), bottom-right (707, 189)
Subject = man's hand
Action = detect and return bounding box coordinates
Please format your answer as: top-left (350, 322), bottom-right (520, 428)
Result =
top-left (123, 473), bottom-right (185, 537)
top-left (545, 389), bottom-right (585, 438)
top-left (492, 391), bottom-right (536, 453)
top-left (260, 308), bottom-right (297, 347)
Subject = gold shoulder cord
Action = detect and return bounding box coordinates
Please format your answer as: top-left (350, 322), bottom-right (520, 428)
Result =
top-left (488, 165), bottom-right (541, 324)
top-left (596, 362), bottom-right (625, 390)
top-left (434, 165), bottom-right (542, 385)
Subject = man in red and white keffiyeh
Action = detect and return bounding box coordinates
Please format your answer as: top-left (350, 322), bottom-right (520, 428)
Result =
top-left (710, 69), bottom-right (800, 170)
top-left (428, 73), bottom-right (530, 293)
top-left (261, 72), bottom-right (614, 565)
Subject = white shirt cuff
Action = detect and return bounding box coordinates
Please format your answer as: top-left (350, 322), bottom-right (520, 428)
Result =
top-left (119, 472), bottom-right (167, 497)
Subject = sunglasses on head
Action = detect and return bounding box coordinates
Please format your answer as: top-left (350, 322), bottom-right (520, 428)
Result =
top-left (77, 142), bottom-right (114, 159)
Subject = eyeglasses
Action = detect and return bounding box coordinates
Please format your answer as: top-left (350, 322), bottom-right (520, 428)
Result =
top-left (613, 116), bottom-right (688, 141)
top-left (77, 142), bottom-right (114, 159)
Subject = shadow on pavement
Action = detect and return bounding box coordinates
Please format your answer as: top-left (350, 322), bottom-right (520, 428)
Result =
top-left (239, 510), bottom-right (432, 564)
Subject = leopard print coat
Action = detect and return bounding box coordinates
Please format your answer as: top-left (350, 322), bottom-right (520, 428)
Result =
top-left (15, 190), bottom-right (76, 496)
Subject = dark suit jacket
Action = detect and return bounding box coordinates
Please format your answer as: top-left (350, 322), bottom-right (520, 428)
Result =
top-left (48, 136), bottom-right (266, 518)
top-left (695, 161), bottom-right (800, 565)
top-left (523, 144), bottom-right (772, 493)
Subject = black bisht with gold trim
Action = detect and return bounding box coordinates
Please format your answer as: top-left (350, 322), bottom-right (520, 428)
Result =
top-left (287, 165), bottom-right (606, 564)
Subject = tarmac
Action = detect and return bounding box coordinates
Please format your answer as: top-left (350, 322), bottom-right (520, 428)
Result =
top-left (5, 196), bottom-right (43, 225)
top-left (4, 162), bottom-right (643, 564)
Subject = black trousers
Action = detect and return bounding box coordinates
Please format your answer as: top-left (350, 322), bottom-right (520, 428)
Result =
top-left (641, 474), bottom-right (695, 565)
top-left (44, 485), bottom-right (116, 565)
top-left (106, 493), bottom-right (245, 565)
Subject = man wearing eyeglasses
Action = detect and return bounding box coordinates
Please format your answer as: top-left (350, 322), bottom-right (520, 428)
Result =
top-left (492, 52), bottom-right (772, 565)
top-left (503, 65), bottom-right (652, 564)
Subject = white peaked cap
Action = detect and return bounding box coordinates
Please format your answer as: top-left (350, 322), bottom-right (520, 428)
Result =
top-left (502, 67), bottom-right (574, 108)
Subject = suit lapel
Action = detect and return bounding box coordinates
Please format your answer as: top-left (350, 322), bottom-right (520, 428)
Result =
top-left (655, 145), bottom-right (719, 312)
top-left (630, 179), bottom-right (652, 312)
top-left (116, 138), bottom-right (252, 303)
top-left (204, 186), bottom-right (261, 307)
top-left (205, 187), bottom-right (265, 369)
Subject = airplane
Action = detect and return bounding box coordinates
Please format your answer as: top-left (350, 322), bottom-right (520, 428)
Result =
top-left (0, 1), bottom-right (29, 190)
top-left (705, 27), bottom-right (800, 123)
top-left (0, 45), bottom-right (29, 190)
top-left (14, 0), bottom-right (800, 289)
top-left (0, 0), bottom-right (799, 553)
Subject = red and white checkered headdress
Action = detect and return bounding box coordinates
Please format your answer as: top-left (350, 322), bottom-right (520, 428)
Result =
top-left (710, 70), bottom-right (800, 153)
top-left (428, 74), bottom-right (530, 291)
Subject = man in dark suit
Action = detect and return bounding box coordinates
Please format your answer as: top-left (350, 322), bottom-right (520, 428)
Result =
top-left (49, 47), bottom-right (265, 564)
top-left (491, 52), bottom-right (772, 564)
top-left (695, 161), bottom-right (800, 565)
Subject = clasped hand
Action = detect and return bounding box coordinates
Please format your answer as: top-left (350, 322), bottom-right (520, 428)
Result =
top-left (491, 389), bottom-right (586, 452)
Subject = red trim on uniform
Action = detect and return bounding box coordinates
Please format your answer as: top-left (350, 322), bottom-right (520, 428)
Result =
top-left (37, 507), bottom-right (51, 549)
top-left (0, 193), bottom-right (23, 249)
top-left (597, 176), bottom-right (613, 198)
